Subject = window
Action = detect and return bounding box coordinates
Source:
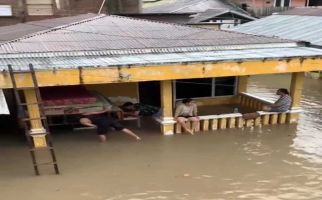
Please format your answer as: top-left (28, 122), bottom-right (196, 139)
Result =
top-left (26, 0), bottom-right (54, 16)
top-left (274, 0), bottom-right (290, 7)
top-left (175, 77), bottom-right (237, 100)
top-left (0, 5), bottom-right (13, 16)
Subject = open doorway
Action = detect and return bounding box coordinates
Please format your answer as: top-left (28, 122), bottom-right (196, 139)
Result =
top-left (139, 81), bottom-right (161, 107)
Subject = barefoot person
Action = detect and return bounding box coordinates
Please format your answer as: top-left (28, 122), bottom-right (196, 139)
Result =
top-left (174, 98), bottom-right (200, 135)
top-left (79, 108), bottom-right (141, 142)
top-left (242, 88), bottom-right (292, 120)
top-left (263, 88), bottom-right (292, 112)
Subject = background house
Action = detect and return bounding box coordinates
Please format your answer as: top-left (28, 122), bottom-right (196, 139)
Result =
top-left (124, 0), bottom-right (255, 29)
top-left (231, 7), bottom-right (322, 77)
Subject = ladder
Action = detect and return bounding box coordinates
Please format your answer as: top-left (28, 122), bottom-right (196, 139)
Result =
top-left (8, 64), bottom-right (59, 175)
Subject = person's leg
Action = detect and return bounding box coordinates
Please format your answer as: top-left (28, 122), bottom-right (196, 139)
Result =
top-left (110, 118), bottom-right (141, 140)
top-left (262, 105), bottom-right (272, 111)
top-left (176, 117), bottom-right (193, 135)
top-left (98, 134), bottom-right (107, 142)
top-left (189, 117), bottom-right (200, 133)
top-left (121, 128), bottom-right (141, 140)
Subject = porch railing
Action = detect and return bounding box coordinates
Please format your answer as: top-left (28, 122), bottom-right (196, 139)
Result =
top-left (158, 92), bottom-right (302, 134)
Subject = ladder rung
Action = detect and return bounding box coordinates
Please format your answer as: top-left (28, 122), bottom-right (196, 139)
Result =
top-left (19, 102), bottom-right (43, 106)
top-left (30, 147), bottom-right (54, 151)
top-left (22, 117), bottom-right (47, 121)
top-left (16, 87), bottom-right (36, 90)
top-left (34, 162), bottom-right (57, 166)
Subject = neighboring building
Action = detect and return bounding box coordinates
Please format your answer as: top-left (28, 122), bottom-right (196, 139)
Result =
top-left (230, 0), bottom-right (308, 17)
top-left (231, 7), bottom-right (322, 77)
top-left (0, 0), bottom-right (109, 26)
top-left (127, 0), bottom-right (255, 29)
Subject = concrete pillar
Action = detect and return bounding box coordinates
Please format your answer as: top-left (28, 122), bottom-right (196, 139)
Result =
top-left (160, 80), bottom-right (174, 135)
top-left (24, 89), bottom-right (48, 148)
top-left (288, 72), bottom-right (304, 123)
top-left (238, 75), bottom-right (249, 93)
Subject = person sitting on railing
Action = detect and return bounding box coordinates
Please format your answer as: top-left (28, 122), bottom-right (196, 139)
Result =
top-left (174, 98), bottom-right (200, 135)
top-left (263, 88), bottom-right (292, 112)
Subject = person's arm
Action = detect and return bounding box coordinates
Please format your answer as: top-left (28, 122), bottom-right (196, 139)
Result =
top-left (174, 104), bottom-right (182, 119)
top-left (122, 128), bottom-right (141, 141)
top-left (193, 104), bottom-right (199, 119)
top-left (79, 118), bottom-right (97, 128)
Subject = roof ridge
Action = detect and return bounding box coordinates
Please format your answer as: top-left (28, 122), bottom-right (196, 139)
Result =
top-left (0, 14), bottom-right (105, 46)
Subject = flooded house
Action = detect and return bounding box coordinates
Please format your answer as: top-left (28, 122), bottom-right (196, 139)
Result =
top-left (1, 14), bottom-right (322, 174)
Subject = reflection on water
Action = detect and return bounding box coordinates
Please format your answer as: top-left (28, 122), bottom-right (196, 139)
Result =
top-left (248, 74), bottom-right (322, 164)
top-left (1, 74), bottom-right (322, 200)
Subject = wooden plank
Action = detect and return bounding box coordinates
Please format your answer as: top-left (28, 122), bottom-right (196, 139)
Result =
top-left (246, 119), bottom-right (254, 127)
top-left (270, 113), bottom-right (278, 124)
top-left (219, 118), bottom-right (227, 130)
top-left (210, 119), bottom-right (218, 130)
top-left (254, 117), bottom-right (261, 126)
top-left (236, 117), bottom-right (244, 128)
top-left (262, 114), bottom-right (270, 125)
top-left (228, 117), bottom-right (236, 129)
top-left (201, 120), bottom-right (209, 131)
top-left (278, 113), bottom-right (287, 124)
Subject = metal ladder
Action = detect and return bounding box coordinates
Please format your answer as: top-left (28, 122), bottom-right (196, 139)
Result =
top-left (8, 64), bottom-right (59, 175)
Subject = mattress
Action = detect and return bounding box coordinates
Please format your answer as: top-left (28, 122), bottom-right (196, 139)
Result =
top-left (40, 86), bottom-right (97, 106)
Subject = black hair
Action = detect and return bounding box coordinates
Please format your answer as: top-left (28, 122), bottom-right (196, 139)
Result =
top-left (182, 98), bottom-right (192, 104)
top-left (278, 88), bottom-right (289, 95)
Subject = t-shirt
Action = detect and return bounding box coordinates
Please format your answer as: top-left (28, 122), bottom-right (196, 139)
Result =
top-left (273, 94), bottom-right (292, 112)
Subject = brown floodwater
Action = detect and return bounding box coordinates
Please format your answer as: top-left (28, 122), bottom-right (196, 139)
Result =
top-left (1, 74), bottom-right (322, 200)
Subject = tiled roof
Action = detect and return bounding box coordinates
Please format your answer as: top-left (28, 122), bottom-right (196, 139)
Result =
top-left (0, 14), bottom-right (97, 43)
top-left (231, 14), bottom-right (322, 46)
top-left (0, 15), bottom-right (292, 55)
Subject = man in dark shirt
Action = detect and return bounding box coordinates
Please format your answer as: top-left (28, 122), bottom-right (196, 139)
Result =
top-left (79, 108), bottom-right (141, 142)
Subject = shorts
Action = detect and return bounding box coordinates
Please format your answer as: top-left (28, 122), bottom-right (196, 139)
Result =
top-left (178, 115), bottom-right (194, 118)
top-left (89, 115), bottom-right (124, 135)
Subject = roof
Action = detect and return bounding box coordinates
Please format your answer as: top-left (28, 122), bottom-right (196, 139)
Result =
top-left (1, 14), bottom-right (322, 72)
top-left (231, 14), bottom-right (322, 46)
top-left (143, 0), bottom-right (246, 14)
top-left (0, 14), bottom-right (97, 43)
top-left (188, 8), bottom-right (256, 24)
top-left (278, 7), bottom-right (322, 16)
top-left (0, 15), bottom-right (291, 55)
top-left (1, 47), bottom-right (322, 71)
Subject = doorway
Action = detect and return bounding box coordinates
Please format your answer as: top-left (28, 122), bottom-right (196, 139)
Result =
top-left (139, 81), bottom-right (161, 107)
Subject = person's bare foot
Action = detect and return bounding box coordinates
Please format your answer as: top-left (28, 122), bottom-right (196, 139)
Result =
top-left (135, 136), bottom-right (142, 141)
top-left (186, 129), bottom-right (194, 135)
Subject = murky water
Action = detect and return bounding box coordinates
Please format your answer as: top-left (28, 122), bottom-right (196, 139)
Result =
top-left (1, 74), bottom-right (322, 200)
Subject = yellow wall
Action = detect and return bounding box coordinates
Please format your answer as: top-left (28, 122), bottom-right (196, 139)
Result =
top-left (86, 82), bottom-right (139, 105)
top-left (193, 96), bottom-right (238, 106)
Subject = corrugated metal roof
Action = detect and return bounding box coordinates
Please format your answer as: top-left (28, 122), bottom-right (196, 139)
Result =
top-left (143, 0), bottom-right (248, 14)
top-left (279, 7), bottom-right (322, 16)
top-left (231, 15), bottom-right (322, 46)
top-left (2, 47), bottom-right (322, 71)
top-left (188, 8), bottom-right (256, 23)
top-left (0, 14), bottom-right (98, 43)
top-left (0, 15), bottom-right (293, 55)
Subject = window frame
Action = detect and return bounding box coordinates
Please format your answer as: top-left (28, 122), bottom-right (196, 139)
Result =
top-left (173, 77), bottom-right (238, 101)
